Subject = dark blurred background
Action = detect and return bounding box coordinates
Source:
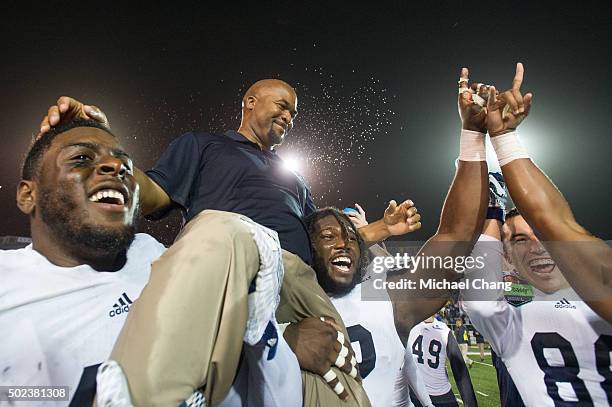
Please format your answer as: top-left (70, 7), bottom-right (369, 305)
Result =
top-left (1, 1), bottom-right (610, 245)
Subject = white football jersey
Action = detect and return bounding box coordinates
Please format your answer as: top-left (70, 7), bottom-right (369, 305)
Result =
top-left (0, 234), bottom-right (166, 406)
top-left (460, 235), bottom-right (612, 406)
top-left (331, 283), bottom-right (406, 407)
top-left (407, 320), bottom-right (452, 396)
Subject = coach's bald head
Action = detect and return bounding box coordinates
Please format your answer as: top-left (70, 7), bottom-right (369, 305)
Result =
top-left (238, 79), bottom-right (298, 150)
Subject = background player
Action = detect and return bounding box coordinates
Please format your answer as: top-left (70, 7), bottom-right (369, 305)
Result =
top-left (453, 319), bottom-right (473, 368)
top-left (405, 316), bottom-right (478, 407)
top-left (473, 328), bottom-right (486, 362)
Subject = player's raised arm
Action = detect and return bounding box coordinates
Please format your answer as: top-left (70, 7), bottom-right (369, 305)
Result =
top-left (487, 63), bottom-right (612, 322)
top-left (37, 97), bottom-right (173, 216)
top-left (387, 67), bottom-right (489, 342)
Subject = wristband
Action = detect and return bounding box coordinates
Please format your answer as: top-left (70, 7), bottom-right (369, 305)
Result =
top-left (490, 131), bottom-right (530, 166)
top-left (487, 207), bottom-right (505, 223)
top-left (459, 129), bottom-right (486, 161)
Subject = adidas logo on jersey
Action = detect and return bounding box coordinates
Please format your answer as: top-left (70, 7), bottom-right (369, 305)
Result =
top-left (109, 293), bottom-right (134, 318)
top-left (554, 298), bottom-right (576, 309)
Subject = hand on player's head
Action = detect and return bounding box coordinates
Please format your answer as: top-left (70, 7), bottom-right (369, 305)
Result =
top-left (486, 63), bottom-right (533, 137)
top-left (38, 96), bottom-right (109, 139)
top-left (345, 203), bottom-right (368, 229)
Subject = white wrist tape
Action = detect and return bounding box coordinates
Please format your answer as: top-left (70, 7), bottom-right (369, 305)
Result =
top-left (491, 131), bottom-right (530, 166)
top-left (459, 129), bottom-right (486, 161)
top-left (323, 369), bottom-right (337, 383)
top-left (333, 382), bottom-right (345, 395)
top-left (471, 93), bottom-right (486, 107)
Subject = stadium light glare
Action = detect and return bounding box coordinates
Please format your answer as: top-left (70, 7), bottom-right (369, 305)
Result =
top-left (281, 156), bottom-right (301, 173)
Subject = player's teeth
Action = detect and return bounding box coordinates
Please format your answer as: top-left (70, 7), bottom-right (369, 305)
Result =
top-left (531, 258), bottom-right (554, 266)
top-left (89, 189), bottom-right (125, 204)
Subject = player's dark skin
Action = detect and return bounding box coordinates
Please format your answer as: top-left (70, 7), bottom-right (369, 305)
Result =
top-left (17, 127), bottom-right (137, 272)
top-left (311, 215), bottom-right (362, 290)
top-left (284, 209), bottom-right (422, 398)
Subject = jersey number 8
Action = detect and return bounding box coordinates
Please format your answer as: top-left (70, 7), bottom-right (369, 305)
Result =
top-left (531, 333), bottom-right (612, 405)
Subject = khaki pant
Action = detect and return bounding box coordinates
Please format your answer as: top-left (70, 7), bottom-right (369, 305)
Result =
top-left (111, 210), bottom-right (369, 407)
top-left (278, 251), bottom-right (371, 407)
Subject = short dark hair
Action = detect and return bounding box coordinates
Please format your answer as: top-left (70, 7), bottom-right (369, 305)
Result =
top-left (305, 206), bottom-right (368, 275)
top-left (22, 119), bottom-right (115, 180)
top-left (505, 207), bottom-right (521, 220)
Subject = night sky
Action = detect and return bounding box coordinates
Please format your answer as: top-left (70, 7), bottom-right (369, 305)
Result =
top-left (1, 2), bottom-right (610, 246)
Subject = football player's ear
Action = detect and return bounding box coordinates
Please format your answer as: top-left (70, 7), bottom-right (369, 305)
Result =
top-left (17, 180), bottom-right (37, 215)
